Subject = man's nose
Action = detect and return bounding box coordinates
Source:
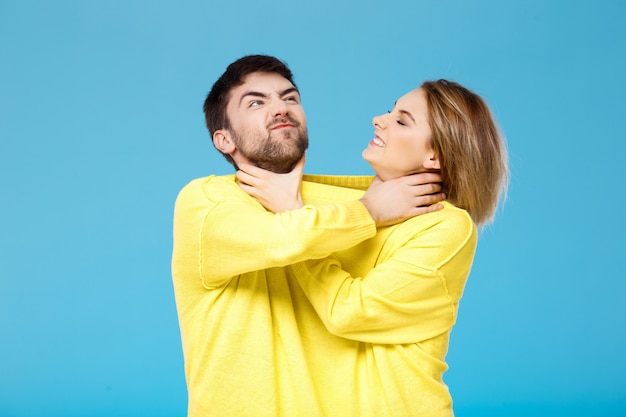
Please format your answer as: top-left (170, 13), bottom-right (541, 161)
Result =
top-left (270, 99), bottom-right (289, 117)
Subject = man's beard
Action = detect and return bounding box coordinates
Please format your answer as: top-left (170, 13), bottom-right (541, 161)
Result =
top-left (232, 116), bottom-right (309, 173)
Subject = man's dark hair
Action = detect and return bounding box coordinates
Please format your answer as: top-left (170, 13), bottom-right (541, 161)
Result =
top-left (203, 55), bottom-right (296, 137)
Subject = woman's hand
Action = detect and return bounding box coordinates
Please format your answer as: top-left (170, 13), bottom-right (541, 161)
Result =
top-left (360, 173), bottom-right (445, 227)
top-left (236, 156), bottom-right (305, 213)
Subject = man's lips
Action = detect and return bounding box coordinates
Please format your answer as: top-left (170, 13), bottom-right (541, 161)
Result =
top-left (269, 116), bottom-right (299, 130)
top-left (270, 123), bottom-right (294, 130)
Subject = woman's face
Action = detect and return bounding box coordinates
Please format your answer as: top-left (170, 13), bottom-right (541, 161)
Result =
top-left (362, 88), bottom-right (439, 181)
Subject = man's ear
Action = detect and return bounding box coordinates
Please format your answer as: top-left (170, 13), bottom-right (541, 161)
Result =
top-left (213, 130), bottom-right (236, 155)
top-left (423, 152), bottom-right (441, 170)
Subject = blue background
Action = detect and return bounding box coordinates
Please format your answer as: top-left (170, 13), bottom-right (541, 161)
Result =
top-left (1, 1), bottom-right (625, 416)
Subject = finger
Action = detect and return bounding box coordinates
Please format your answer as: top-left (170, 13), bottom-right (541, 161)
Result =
top-left (237, 181), bottom-right (254, 195)
top-left (236, 170), bottom-right (258, 186)
top-left (237, 162), bottom-right (267, 179)
top-left (411, 203), bottom-right (444, 216)
top-left (413, 192), bottom-right (446, 207)
top-left (427, 202), bottom-right (444, 212)
top-left (412, 182), bottom-right (443, 195)
top-left (418, 192), bottom-right (445, 204)
top-left (404, 172), bottom-right (443, 185)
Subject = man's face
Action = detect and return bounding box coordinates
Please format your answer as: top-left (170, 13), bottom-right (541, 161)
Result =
top-left (223, 72), bottom-right (308, 173)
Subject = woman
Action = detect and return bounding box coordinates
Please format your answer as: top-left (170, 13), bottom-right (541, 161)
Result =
top-left (237, 79), bottom-right (508, 417)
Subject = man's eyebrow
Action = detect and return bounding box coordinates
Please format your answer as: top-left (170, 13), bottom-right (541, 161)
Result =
top-left (237, 87), bottom-right (299, 106)
top-left (280, 87), bottom-right (299, 97)
top-left (239, 91), bottom-right (267, 106)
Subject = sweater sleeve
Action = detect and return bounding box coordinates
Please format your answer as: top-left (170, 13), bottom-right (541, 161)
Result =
top-left (173, 176), bottom-right (376, 288)
top-left (289, 210), bottom-right (477, 344)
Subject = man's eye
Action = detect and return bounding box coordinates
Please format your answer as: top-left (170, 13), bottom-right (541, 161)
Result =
top-left (285, 96), bottom-right (299, 103)
top-left (249, 100), bottom-right (263, 107)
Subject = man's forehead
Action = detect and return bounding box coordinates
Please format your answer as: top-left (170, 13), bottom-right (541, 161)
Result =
top-left (227, 72), bottom-right (297, 106)
top-left (237, 72), bottom-right (294, 93)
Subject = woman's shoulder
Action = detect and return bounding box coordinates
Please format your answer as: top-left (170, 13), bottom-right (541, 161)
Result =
top-left (401, 201), bottom-right (476, 243)
top-left (439, 201), bottom-right (474, 227)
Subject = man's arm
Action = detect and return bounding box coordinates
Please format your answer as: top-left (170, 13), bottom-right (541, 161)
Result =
top-left (175, 165), bottom-right (444, 289)
top-left (172, 176), bottom-right (376, 288)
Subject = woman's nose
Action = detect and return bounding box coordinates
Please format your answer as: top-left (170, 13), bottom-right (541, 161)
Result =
top-left (372, 114), bottom-right (385, 128)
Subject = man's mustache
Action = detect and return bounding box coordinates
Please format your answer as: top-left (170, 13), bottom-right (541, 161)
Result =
top-left (267, 116), bottom-right (300, 129)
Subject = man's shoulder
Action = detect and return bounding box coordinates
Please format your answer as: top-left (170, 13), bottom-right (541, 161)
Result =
top-left (180, 174), bottom-right (237, 191)
top-left (303, 174), bottom-right (373, 190)
top-left (302, 174), bottom-right (373, 204)
top-left (176, 174), bottom-right (241, 203)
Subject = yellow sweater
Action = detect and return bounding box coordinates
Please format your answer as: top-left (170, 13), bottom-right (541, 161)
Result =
top-left (171, 174), bottom-right (477, 417)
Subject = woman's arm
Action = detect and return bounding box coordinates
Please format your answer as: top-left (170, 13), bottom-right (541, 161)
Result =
top-left (290, 210), bottom-right (477, 344)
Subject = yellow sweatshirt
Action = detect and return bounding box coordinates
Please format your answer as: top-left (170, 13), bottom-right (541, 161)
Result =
top-left (171, 174), bottom-right (477, 417)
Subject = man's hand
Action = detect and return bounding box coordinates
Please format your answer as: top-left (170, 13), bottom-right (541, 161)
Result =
top-left (360, 173), bottom-right (445, 227)
top-left (236, 156), bottom-right (305, 213)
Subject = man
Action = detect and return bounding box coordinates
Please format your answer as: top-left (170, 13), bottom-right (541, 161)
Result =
top-left (171, 55), bottom-right (442, 416)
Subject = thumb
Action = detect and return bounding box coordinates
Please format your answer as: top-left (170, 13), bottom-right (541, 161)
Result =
top-left (369, 175), bottom-right (383, 186)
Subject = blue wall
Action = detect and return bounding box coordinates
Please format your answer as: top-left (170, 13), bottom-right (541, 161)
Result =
top-left (1, 1), bottom-right (625, 415)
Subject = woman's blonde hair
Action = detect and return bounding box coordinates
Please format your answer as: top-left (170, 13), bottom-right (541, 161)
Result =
top-left (421, 80), bottom-right (508, 226)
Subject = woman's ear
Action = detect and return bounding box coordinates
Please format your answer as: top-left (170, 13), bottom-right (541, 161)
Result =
top-left (213, 130), bottom-right (236, 155)
top-left (423, 151), bottom-right (441, 170)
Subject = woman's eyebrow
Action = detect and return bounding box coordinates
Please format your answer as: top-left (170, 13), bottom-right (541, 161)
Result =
top-left (393, 100), bottom-right (416, 122)
top-left (398, 109), bottom-right (415, 122)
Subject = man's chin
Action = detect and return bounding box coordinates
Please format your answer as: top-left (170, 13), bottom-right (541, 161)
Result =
top-left (252, 154), bottom-right (302, 174)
